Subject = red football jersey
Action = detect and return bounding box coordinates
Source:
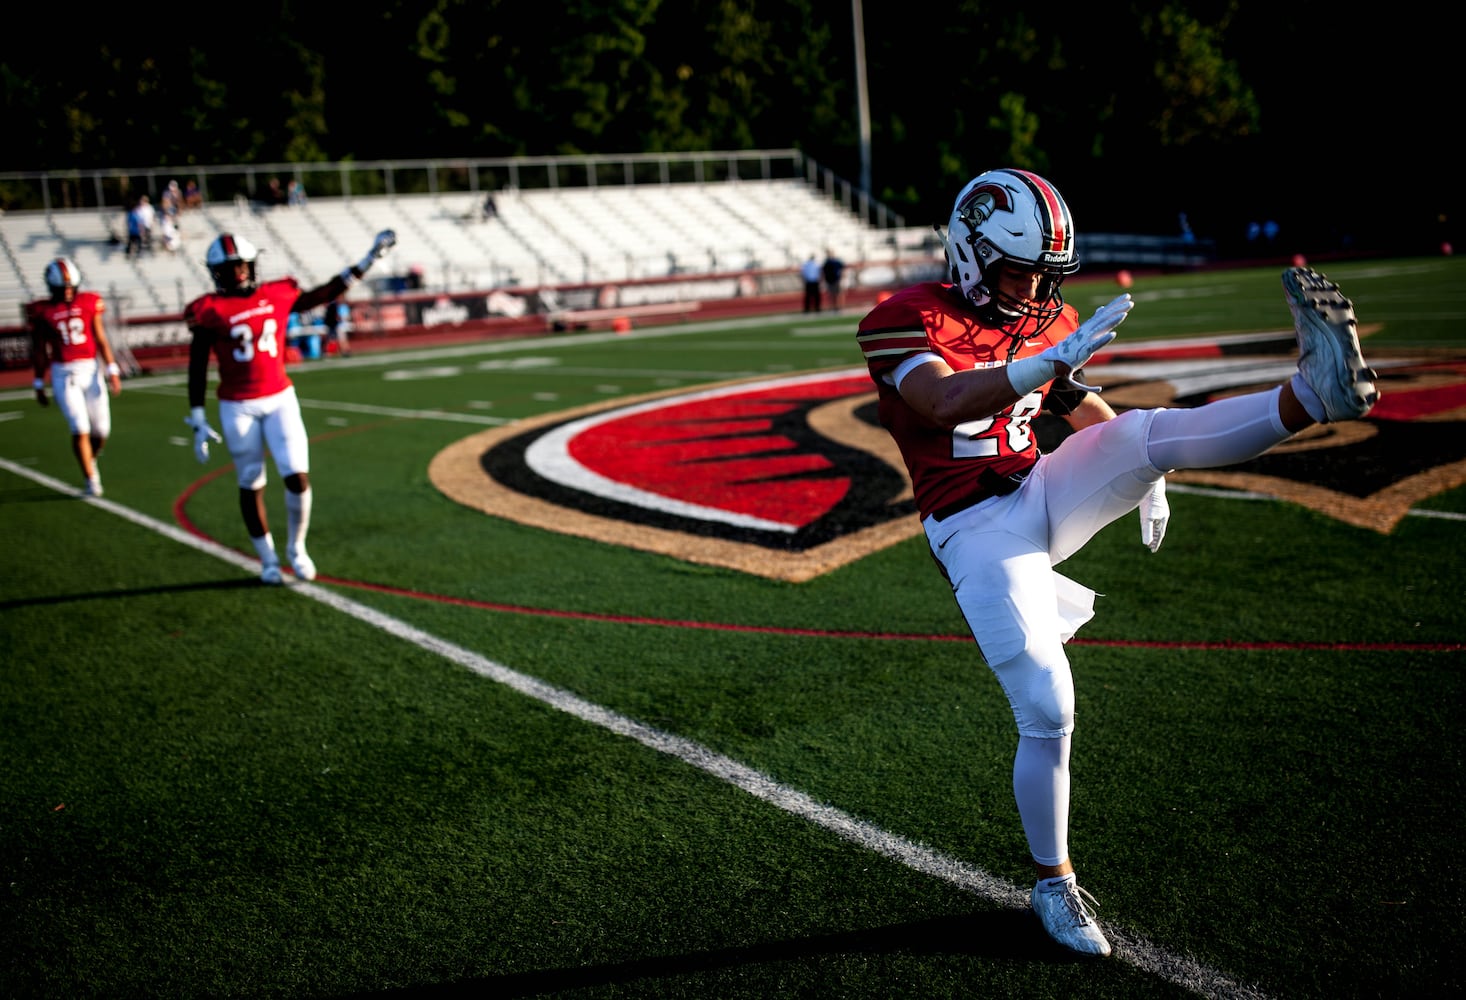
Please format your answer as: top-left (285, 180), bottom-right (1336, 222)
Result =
top-left (184, 278), bottom-right (302, 401)
top-left (856, 282), bottom-right (1080, 519)
top-left (26, 292), bottom-right (106, 364)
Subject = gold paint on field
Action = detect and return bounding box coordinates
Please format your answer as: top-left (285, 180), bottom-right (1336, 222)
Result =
top-left (1172, 459), bottom-right (1466, 534)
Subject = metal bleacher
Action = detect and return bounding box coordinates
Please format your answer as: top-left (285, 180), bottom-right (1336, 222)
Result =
top-left (1, 150), bottom-right (932, 332)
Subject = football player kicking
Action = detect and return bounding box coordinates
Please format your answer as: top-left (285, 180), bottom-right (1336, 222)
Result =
top-left (857, 168), bottom-right (1378, 957)
top-left (185, 229), bottom-right (396, 584)
top-left (28, 258), bottom-right (124, 497)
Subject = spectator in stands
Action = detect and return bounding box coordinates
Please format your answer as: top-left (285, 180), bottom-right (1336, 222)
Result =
top-left (183, 179), bottom-right (203, 210)
top-left (160, 181), bottom-right (182, 225)
top-left (287, 179), bottom-right (307, 207)
top-left (480, 191), bottom-right (499, 222)
top-left (1178, 211), bottom-right (1196, 245)
top-left (183, 228), bottom-right (397, 584)
top-left (126, 195), bottom-right (155, 257)
top-left (821, 249), bottom-right (846, 311)
top-left (261, 177), bottom-right (286, 207)
top-left (159, 214), bottom-right (181, 253)
top-left (801, 254), bottom-right (822, 312)
top-left (27, 257), bottom-right (123, 497)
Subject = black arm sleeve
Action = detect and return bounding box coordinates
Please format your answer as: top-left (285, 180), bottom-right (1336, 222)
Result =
top-left (187, 331), bottom-right (214, 408)
top-left (1042, 371), bottom-right (1089, 416)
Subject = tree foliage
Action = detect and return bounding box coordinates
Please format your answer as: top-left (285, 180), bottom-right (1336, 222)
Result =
top-left (1, 1), bottom-right (1448, 246)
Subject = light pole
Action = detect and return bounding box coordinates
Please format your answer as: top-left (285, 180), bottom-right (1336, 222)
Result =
top-left (852, 0), bottom-right (872, 197)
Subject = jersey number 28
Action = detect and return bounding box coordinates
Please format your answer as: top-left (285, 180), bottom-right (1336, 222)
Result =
top-left (951, 392), bottom-right (1042, 459)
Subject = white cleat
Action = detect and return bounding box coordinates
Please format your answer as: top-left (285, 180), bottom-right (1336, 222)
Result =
top-left (1031, 875), bottom-right (1112, 957)
top-left (1282, 266), bottom-right (1379, 422)
top-left (287, 548), bottom-right (317, 582)
top-left (260, 562), bottom-right (284, 585)
top-left (83, 478), bottom-right (103, 497)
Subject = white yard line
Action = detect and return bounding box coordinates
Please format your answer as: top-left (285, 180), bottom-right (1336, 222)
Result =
top-left (0, 454), bottom-right (1272, 1000)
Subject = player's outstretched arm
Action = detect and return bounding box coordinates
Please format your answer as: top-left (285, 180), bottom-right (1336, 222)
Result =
top-left (297, 230), bottom-right (398, 310)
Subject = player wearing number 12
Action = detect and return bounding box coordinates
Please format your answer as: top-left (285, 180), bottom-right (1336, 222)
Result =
top-left (184, 229), bottom-right (397, 584)
top-left (27, 257), bottom-right (123, 497)
top-left (857, 167), bottom-right (1379, 958)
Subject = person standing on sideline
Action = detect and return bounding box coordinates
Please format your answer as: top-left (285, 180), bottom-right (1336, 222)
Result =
top-left (27, 258), bottom-right (123, 496)
top-left (821, 249), bottom-right (846, 311)
top-left (856, 167), bottom-right (1379, 958)
top-left (184, 229), bottom-right (397, 584)
top-left (323, 297), bottom-right (352, 357)
top-left (800, 254), bottom-right (822, 312)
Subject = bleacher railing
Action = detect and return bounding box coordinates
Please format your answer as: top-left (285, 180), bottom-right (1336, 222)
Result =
top-left (0, 149), bottom-right (906, 230)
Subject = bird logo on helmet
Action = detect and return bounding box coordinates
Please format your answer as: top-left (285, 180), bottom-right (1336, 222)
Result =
top-left (943, 168), bottom-right (1080, 336)
top-left (205, 233), bottom-right (262, 293)
top-left (44, 257), bottom-right (82, 300)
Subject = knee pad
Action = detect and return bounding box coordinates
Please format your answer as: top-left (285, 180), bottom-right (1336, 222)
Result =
top-left (989, 646), bottom-right (1075, 738)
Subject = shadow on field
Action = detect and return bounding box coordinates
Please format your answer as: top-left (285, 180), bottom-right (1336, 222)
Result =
top-left (340, 908), bottom-right (1087, 998)
top-left (0, 578), bottom-right (266, 610)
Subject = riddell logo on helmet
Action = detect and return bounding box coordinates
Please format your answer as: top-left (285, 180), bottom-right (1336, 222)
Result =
top-left (1041, 251), bottom-right (1071, 264)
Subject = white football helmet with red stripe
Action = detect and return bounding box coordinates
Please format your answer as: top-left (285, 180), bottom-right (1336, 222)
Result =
top-left (44, 257), bottom-right (82, 299)
top-left (205, 233), bottom-right (261, 292)
top-left (943, 168), bottom-right (1080, 332)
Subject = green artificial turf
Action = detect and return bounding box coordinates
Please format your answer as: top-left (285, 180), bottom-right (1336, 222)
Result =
top-left (3, 258), bottom-right (1462, 999)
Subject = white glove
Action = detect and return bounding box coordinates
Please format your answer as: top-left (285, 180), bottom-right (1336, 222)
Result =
top-left (1006, 292), bottom-right (1134, 396)
top-left (184, 406), bottom-right (222, 464)
top-left (1139, 476), bottom-right (1170, 553)
top-left (356, 229), bottom-right (397, 273)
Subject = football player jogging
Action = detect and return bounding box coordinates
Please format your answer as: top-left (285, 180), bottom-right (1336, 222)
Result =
top-left (28, 258), bottom-right (124, 497)
top-left (856, 168), bottom-right (1379, 957)
top-left (185, 229), bottom-right (397, 584)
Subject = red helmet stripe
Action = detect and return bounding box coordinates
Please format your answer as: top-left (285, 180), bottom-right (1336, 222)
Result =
top-left (1010, 169), bottom-right (1071, 253)
top-left (220, 234), bottom-right (237, 257)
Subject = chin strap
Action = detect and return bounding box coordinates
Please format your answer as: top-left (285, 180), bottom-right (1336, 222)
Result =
top-left (1002, 311), bottom-right (1063, 362)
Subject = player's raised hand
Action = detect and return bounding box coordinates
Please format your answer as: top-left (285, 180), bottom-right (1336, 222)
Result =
top-left (1006, 293), bottom-right (1134, 396)
top-left (356, 230), bottom-right (397, 273)
top-left (1046, 293), bottom-right (1133, 391)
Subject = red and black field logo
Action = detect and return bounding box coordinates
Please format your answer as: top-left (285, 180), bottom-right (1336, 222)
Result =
top-left (430, 334), bottom-right (1466, 582)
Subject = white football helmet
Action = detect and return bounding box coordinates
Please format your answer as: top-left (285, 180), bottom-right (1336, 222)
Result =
top-left (44, 257), bottom-right (82, 299)
top-left (205, 233), bottom-right (261, 292)
top-left (943, 168), bottom-right (1080, 333)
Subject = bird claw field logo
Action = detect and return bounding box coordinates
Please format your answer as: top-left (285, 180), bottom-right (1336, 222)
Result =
top-left (430, 336), bottom-right (1466, 582)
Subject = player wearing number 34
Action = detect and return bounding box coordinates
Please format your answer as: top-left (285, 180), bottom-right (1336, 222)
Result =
top-left (856, 167), bottom-right (1379, 958)
top-left (184, 229), bottom-right (397, 585)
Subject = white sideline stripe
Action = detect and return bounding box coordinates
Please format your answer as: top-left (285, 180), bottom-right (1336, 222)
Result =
top-left (1167, 483), bottom-right (1466, 522)
top-left (0, 454), bottom-right (1270, 1000)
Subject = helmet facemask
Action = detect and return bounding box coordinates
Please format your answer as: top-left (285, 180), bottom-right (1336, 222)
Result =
top-left (205, 234), bottom-right (261, 294)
